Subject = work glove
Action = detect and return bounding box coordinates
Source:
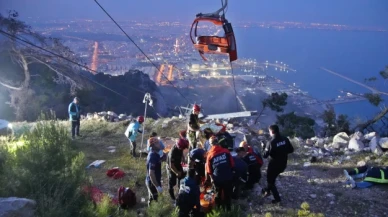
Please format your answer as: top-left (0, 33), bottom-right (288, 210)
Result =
top-left (156, 186), bottom-right (163, 193)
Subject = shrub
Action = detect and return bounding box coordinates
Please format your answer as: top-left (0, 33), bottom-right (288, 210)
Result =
top-left (0, 120), bottom-right (93, 217)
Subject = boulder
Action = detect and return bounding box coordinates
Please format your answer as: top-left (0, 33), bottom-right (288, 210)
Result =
top-left (306, 139), bottom-right (314, 145)
top-left (379, 137), bottom-right (388, 149)
top-left (348, 138), bottom-right (364, 152)
top-left (364, 132), bottom-right (377, 140)
top-left (0, 197), bottom-right (36, 217)
top-left (107, 111), bottom-right (118, 118)
top-left (370, 137), bottom-right (383, 155)
top-left (332, 132), bottom-right (350, 148)
top-left (350, 131), bottom-right (363, 140)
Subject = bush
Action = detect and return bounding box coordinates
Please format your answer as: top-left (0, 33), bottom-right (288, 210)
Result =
top-left (0, 120), bottom-right (93, 217)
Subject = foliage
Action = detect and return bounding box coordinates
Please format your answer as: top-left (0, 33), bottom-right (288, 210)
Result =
top-left (379, 66), bottom-right (388, 79)
top-left (364, 93), bottom-right (383, 107)
top-left (0, 120), bottom-right (93, 217)
top-left (206, 205), bottom-right (245, 217)
top-left (296, 202), bottom-right (325, 217)
top-left (321, 108), bottom-right (350, 136)
top-left (276, 112), bottom-right (315, 139)
top-left (255, 92), bottom-right (288, 124)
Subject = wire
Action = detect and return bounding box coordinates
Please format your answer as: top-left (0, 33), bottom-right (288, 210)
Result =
top-left (229, 61), bottom-right (240, 111)
top-left (0, 29), bottom-right (157, 100)
top-left (93, 0), bottom-right (190, 104)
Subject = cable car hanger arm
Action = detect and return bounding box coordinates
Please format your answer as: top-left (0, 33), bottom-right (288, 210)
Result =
top-left (196, 0), bottom-right (228, 18)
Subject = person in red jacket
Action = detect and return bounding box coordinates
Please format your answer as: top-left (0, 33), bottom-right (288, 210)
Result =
top-left (205, 135), bottom-right (235, 211)
top-left (240, 141), bottom-right (263, 166)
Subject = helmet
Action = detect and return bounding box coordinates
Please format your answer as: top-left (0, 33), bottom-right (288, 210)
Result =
top-left (239, 141), bottom-right (248, 150)
top-left (177, 138), bottom-right (189, 150)
top-left (193, 104), bottom-right (201, 112)
top-left (137, 116), bottom-right (144, 123)
top-left (209, 135), bottom-right (218, 145)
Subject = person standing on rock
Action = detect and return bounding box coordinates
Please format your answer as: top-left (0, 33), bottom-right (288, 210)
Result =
top-left (124, 116), bottom-right (144, 157)
top-left (187, 104), bottom-right (206, 150)
top-left (166, 138), bottom-right (189, 204)
top-left (262, 124), bottom-right (294, 204)
top-left (68, 97), bottom-right (82, 140)
top-left (145, 138), bottom-right (163, 206)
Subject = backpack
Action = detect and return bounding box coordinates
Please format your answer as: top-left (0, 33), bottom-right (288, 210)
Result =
top-left (118, 186), bottom-right (136, 209)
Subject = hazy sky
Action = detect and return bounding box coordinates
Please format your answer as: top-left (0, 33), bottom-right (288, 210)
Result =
top-left (1, 0), bottom-right (388, 27)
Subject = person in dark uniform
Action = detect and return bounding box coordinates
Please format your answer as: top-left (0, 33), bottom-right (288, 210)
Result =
top-left (68, 97), bottom-right (81, 139)
top-left (176, 169), bottom-right (205, 217)
top-left (232, 147), bottom-right (248, 200)
top-left (262, 124), bottom-right (294, 204)
top-left (205, 136), bottom-right (234, 210)
top-left (145, 138), bottom-right (163, 206)
top-left (187, 104), bottom-right (206, 150)
top-left (166, 138), bottom-right (189, 202)
top-left (240, 141), bottom-right (262, 189)
top-left (188, 148), bottom-right (207, 185)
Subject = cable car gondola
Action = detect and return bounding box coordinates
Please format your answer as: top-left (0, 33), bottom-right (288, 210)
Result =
top-left (190, 0), bottom-right (237, 62)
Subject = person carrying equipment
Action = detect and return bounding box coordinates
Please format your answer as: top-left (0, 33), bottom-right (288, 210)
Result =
top-left (145, 137), bottom-right (163, 206)
top-left (188, 148), bottom-right (207, 185)
top-left (205, 135), bottom-right (234, 210)
top-left (240, 141), bottom-right (262, 189)
top-left (176, 169), bottom-right (205, 217)
top-left (187, 104), bottom-right (206, 150)
top-left (232, 147), bottom-right (249, 200)
top-left (124, 116), bottom-right (144, 157)
top-left (167, 138), bottom-right (189, 202)
top-left (262, 125), bottom-right (294, 204)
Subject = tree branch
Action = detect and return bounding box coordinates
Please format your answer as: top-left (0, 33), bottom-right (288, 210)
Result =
top-left (352, 107), bottom-right (388, 132)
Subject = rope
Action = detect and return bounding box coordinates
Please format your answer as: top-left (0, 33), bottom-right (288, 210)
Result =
top-left (229, 61), bottom-right (240, 111)
top-left (93, 0), bottom-right (190, 104)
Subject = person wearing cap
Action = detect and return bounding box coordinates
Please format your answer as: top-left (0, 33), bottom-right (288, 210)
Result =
top-left (124, 116), bottom-right (144, 157)
top-left (239, 141), bottom-right (262, 189)
top-left (145, 137), bottom-right (163, 206)
top-left (188, 148), bottom-right (207, 185)
top-left (176, 169), bottom-right (204, 217)
top-left (262, 124), bottom-right (294, 204)
top-left (232, 147), bottom-right (249, 199)
top-left (205, 135), bottom-right (234, 210)
top-left (68, 97), bottom-right (82, 140)
top-left (187, 104), bottom-right (206, 150)
top-left (166, 138), bottom-right (189, 202)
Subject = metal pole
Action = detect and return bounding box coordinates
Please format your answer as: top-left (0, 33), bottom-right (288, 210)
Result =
top-left (140, 93), bottom-right (150, 158)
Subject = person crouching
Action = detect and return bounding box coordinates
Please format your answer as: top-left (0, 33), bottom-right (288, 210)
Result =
top-left (176, 169), bottom-right (205, 217)
top-left (205, 136), bottom-right (235, 211)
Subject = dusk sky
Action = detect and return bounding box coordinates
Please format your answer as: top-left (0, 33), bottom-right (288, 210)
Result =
top-left (1, 0), bottom-right (388, 27)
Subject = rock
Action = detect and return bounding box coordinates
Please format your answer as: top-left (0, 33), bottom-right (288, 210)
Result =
top-left (370, 137), bottom-right (383, 155)
top-left (310, 194), bottom-right (317, 198)
top-left (357, 160), bottom-right (366, 167)
top-left (351, 131), bottom-right (363, 140)
top-left (333, 132), bottom-right (350, 148)
top-left (326, 193), bottom-right (335, 198)
top-left (288, 137), bottom-right (301, 148)
top-left (330, 201), bottom-right (335, 205)
top-left (379, 137), bottom-right (388, 149)
top-left (162, 123), bottom-right (168, 128)
top-left (375, 159), bottom-right (382, 164)
top-left (364, 132), bottom-right (377, 140)
top-left (365, 156), bottom-right (371, 161)
top-left (348, 138), bottom-right (365, 152)
top-left (306, 139), bottom-right (314, 145)
top-left (0, 197), bottom-right (36, 217)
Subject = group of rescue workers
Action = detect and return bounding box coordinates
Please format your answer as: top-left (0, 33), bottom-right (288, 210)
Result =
top-left (125, 104), bottom-right (294, 217)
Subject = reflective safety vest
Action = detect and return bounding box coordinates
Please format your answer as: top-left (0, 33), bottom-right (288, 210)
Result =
top-left (364, 167), bottom-right (388, 184)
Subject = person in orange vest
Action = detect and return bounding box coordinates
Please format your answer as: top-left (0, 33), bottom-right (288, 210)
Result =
top-left (205, 136), bottom-right (235, 211)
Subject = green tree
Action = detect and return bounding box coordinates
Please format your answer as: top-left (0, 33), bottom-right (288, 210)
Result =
top-left (255, 92), bottom-right (288, 124)
top-left (0, 11), bottom-right (88, 120)
top-left (321, 107), bottom-right (350, 136)
top-left (276, 112), bottom-right (315, 139)
top-left (353, 66), bottom-right (388, 133)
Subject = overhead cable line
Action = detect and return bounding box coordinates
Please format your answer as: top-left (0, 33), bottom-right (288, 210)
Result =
top-left (0, 29), bottom-right (157, 100)
top-left (93, 0), bottom-right (190, 104)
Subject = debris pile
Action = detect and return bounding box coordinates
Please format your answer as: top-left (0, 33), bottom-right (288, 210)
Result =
top-left (84, 111), bottom-right (133, 122)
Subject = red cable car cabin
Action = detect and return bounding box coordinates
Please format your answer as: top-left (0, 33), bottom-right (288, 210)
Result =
top-left (190, 16), bottom-right (237, 62)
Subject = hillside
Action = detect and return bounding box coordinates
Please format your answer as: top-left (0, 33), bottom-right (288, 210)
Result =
top-left (2, 118), bottom-right (388, 217)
